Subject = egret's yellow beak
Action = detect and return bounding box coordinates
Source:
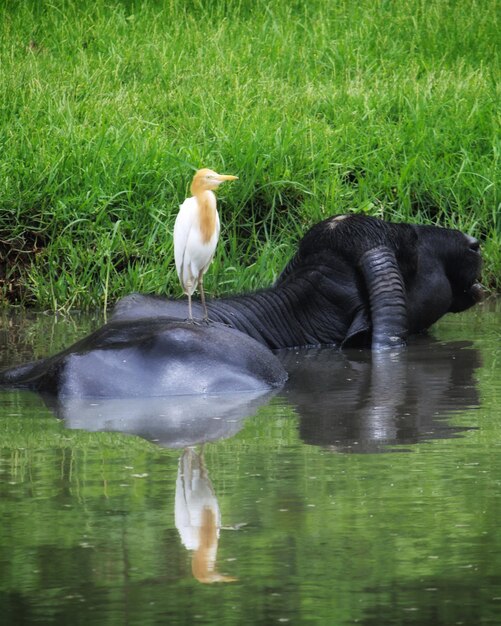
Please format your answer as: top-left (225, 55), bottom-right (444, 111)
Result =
top-left (216, 174), bottom-right (238, 182)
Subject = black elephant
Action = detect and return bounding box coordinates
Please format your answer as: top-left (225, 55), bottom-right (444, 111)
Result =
top-left (0, 214), bottom-right (483, 397)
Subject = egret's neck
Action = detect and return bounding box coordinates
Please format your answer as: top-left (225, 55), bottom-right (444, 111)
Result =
top-left (194, 189), bottom-right (218, 244)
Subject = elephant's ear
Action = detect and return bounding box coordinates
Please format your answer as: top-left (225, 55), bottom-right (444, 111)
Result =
top-left (359, 246), bottom-right (408, 351)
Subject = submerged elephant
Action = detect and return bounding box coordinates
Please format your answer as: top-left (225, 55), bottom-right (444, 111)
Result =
top-left (0, 214), bottom-right (483, 397)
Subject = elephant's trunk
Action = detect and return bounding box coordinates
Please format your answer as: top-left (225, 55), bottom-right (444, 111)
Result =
top-left (359, 246), bottom-right (408, 351)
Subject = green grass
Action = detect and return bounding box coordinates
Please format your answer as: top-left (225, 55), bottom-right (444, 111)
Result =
top-left (0, 0), bottom-right (499, 310)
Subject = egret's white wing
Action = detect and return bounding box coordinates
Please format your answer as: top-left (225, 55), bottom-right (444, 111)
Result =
top-left (174, 196), bottom-right (199, 290)
top-left (199, 211), bottom-right (220, 274)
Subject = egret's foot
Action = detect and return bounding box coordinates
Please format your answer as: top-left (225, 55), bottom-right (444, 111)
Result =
top-left (184, 316), bottom-right (226, 327)
top-left (184, 317), bottom-right (214, 326)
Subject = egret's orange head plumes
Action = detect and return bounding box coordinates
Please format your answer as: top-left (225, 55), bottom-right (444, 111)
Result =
top-left (190, 168), bottom-right (238, 195)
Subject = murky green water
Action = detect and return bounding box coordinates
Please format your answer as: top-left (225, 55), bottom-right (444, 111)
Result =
top-left (0, 301), bottom-right (500, 625)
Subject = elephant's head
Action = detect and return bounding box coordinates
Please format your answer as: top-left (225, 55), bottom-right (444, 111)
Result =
top-left (402, 223), bottom-right (483, 334)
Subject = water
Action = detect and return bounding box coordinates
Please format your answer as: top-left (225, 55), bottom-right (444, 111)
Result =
top-left (0, 301), bottom-right (500, 625)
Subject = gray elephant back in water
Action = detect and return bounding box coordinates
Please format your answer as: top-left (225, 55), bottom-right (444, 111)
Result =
top-left (0, 319), bottom-right (287, 397)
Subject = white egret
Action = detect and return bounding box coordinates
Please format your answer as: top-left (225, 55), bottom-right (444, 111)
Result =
top-left (174, 168), bottom-right (238, 321)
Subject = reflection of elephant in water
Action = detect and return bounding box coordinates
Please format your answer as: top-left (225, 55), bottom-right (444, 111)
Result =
top-left (40, 338), bottom-right (482, 454)
top-left (0, 215), bottom-right (483, 397)
top-left (280, 339), bottom-right (482, 452)
top-left (175, 448), bottom-right (236, 583)
top-left (52, 389), bottom-right (276, 447)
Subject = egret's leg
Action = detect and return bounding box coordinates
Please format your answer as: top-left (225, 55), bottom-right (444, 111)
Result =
top-left (198, 272), bottom-right (209, 322)
top-left (184, 279), bottom-right (194, 321)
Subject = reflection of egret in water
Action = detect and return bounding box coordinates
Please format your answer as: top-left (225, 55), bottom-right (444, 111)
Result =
top-left (175, 447), bottom-right (237, 583)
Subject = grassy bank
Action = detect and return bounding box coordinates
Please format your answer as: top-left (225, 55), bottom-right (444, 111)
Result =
top-left (0, 0), bottom-right (499, 310)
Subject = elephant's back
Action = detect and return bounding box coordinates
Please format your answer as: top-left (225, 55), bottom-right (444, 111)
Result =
top-left (1, 320), bottom-right (287, 398)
